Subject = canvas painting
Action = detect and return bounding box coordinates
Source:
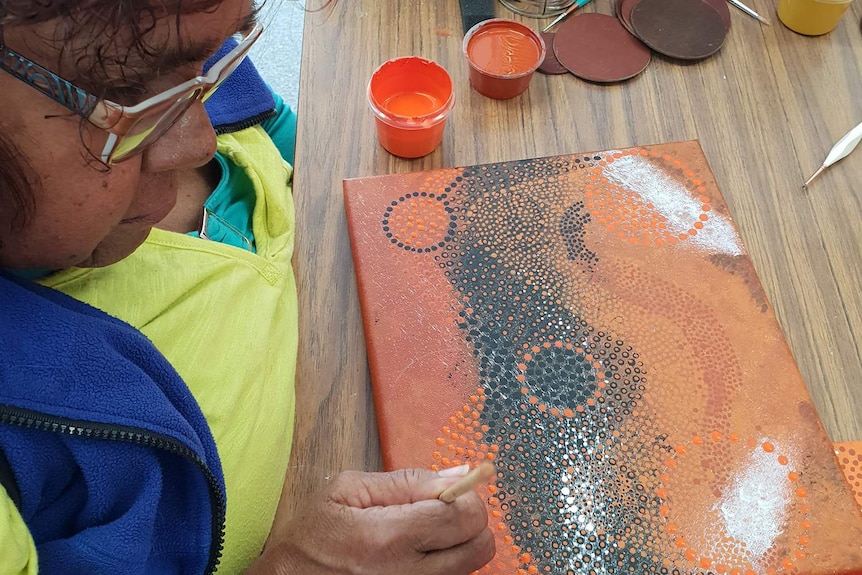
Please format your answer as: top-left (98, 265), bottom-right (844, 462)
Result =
top-left (343, 141), bottom-right (862, 575)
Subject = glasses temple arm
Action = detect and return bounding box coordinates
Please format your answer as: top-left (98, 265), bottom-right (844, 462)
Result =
top-left (0, 44), bottom-right (99, 117)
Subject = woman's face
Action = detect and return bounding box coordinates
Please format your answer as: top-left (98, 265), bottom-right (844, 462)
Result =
top-left (0, 0), bottom-right (253, 270)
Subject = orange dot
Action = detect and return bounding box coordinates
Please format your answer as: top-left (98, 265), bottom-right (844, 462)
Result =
top-left (777, 455), bottom-right (789, 466)
top-left (788, 471), bottom-right (799, 482)
top-left (675, 444), bottom-right (688, 455)
top-left (520, 553), bottom-right (532, 564)
top-left (796, 487), bottom-right (808, 498)
top-left (762, 442), bottom-right (775, 453)
top-left (685, 549), bottom-right (696, 561)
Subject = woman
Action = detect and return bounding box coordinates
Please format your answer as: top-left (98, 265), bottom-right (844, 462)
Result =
top-left (0, 0), bottom-right (495, 573)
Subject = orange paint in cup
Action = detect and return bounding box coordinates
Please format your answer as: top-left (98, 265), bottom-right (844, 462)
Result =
top-left (367, 57), bottom-right (455, 158)
top-left (463, 19), bottom-right (546, 100)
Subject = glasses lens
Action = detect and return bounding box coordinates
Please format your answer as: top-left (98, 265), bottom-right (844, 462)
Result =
top-left (109, 90), bottom-right (199, 163)
top-left (103, 24), bottom-right (263, 163)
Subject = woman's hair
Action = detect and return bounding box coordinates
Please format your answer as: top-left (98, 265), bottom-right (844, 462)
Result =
top-left (0, 0), bottom-right (227, 230)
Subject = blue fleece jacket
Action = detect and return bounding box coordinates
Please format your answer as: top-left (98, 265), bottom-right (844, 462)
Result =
top-left (0, 273), bottom-right (226, 574)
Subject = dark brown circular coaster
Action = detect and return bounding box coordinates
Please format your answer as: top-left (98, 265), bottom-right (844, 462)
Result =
top-left (537, 32), bottom-right (569, 75)
top-left (703, 0), bottom-right (731, 31)
top-left (554, 13), bottom-right (652, 83)
top-left (617, 0), bottom-right (643, 34)
top-left (630, 0), bottom-right (727, 60)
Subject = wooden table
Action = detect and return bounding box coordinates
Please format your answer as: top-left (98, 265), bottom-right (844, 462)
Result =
top-left (284, 0), bottom-right (862, 519)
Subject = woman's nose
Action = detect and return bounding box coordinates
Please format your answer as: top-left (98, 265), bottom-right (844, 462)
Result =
top-left (140, 101), bottom-right (217, 172)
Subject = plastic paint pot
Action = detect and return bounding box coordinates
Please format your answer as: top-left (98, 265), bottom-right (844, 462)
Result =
top-left (777, 0), bottom-right (853, 34)
top-left (367, 57), bottom-right (455, 158)
top-left (463, 19), bottom-right (546, 100)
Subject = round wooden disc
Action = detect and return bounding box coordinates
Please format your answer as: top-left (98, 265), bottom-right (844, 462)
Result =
top-left (630, 0), bottom-right (727, 60)
top-left (554, 13), bottom-right (651, 83)
top-left (537, 32), bottom-right (569, 75)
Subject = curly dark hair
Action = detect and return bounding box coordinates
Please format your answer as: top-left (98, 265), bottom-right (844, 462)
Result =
top-left (0, 0), bottom-right (229, 233)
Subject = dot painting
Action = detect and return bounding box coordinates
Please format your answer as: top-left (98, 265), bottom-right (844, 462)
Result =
top-left (834, 442), bottom-right (862, 511)
top-left (344, 141), bottom-right (862, 575)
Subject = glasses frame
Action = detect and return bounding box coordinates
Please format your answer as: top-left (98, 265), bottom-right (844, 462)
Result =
top-left (0, 22), bottom-right (263, 164)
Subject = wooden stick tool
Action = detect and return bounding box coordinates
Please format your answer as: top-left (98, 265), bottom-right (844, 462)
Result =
top-left (438, 462), bottom-right (497, 503)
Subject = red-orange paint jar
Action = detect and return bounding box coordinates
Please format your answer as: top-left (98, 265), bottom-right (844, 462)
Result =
top-left (463, 19), bottom-right (546, 100)
top-left (367, 57), bottom-right (455, 158)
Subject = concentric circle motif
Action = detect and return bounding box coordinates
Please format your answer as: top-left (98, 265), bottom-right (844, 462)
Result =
top-left (382, 192), bottom-right (457, 252)
top-left (514, 337), bottom-right (606, 418)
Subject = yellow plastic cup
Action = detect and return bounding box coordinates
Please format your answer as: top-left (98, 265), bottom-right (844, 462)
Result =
top-left (777, 0), bottom-right (853, 35)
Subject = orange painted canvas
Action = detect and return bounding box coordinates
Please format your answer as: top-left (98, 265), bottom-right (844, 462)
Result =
top-left (343, 141), bottom-right (862, 575)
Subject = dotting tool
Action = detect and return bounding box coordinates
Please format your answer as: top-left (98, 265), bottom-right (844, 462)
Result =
top-left (542, 0), bottom-right (595, 32)
top-left (438, 462), bottom-right (496, 503)
top-left (803, 120), bottom-right (862, 189)
top-left (727, 0), bottom-right (771, 25)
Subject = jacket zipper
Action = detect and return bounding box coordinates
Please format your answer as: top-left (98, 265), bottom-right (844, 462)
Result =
top-left (0, 405), bottom-right (226, 575)
top-left (213, 109), bottom-right (278, 136)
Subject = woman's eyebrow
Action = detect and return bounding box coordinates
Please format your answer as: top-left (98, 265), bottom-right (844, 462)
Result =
top-left (143, 11), bottom-right (258, 76)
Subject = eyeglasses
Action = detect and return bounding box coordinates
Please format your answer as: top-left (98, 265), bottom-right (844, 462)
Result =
top-left (0, 22), bottom-right (263, 165)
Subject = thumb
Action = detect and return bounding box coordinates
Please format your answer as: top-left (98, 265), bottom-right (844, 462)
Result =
top-left (328, 465), bottom-right (472, 508)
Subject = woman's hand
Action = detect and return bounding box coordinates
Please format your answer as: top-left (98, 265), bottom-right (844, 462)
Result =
top-left (247, 467), bottom-right (495, 575)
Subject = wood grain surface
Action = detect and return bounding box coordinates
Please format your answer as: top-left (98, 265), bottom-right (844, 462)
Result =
top-left (282, 0), bottom-right (862, 520)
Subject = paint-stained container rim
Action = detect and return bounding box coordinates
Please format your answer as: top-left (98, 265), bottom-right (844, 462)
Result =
top-left (462, 19), bottom-right (546, 80)
top-left (367, 57), bottom-right (455, 130)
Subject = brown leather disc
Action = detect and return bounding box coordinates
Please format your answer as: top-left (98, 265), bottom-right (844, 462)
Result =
top-left (554, 13), bottom-right (651, 83)
top-left (537, 32), bottom-right (569, 75)
top-left (630, 0), bottom-right (727, 60)
top-left (617, 0), bottom-right (643, 34)
top-left (703, 0), bottom-right (731, 31)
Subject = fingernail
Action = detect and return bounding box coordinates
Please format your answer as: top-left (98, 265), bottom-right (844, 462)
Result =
top-left (438, 464), bottom-right (471, 477)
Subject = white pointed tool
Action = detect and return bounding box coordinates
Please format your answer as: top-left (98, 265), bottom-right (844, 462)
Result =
top-left (727, 0), bottom-right (771, 25)
top-left (804, 120), bottom-right (862, 189)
